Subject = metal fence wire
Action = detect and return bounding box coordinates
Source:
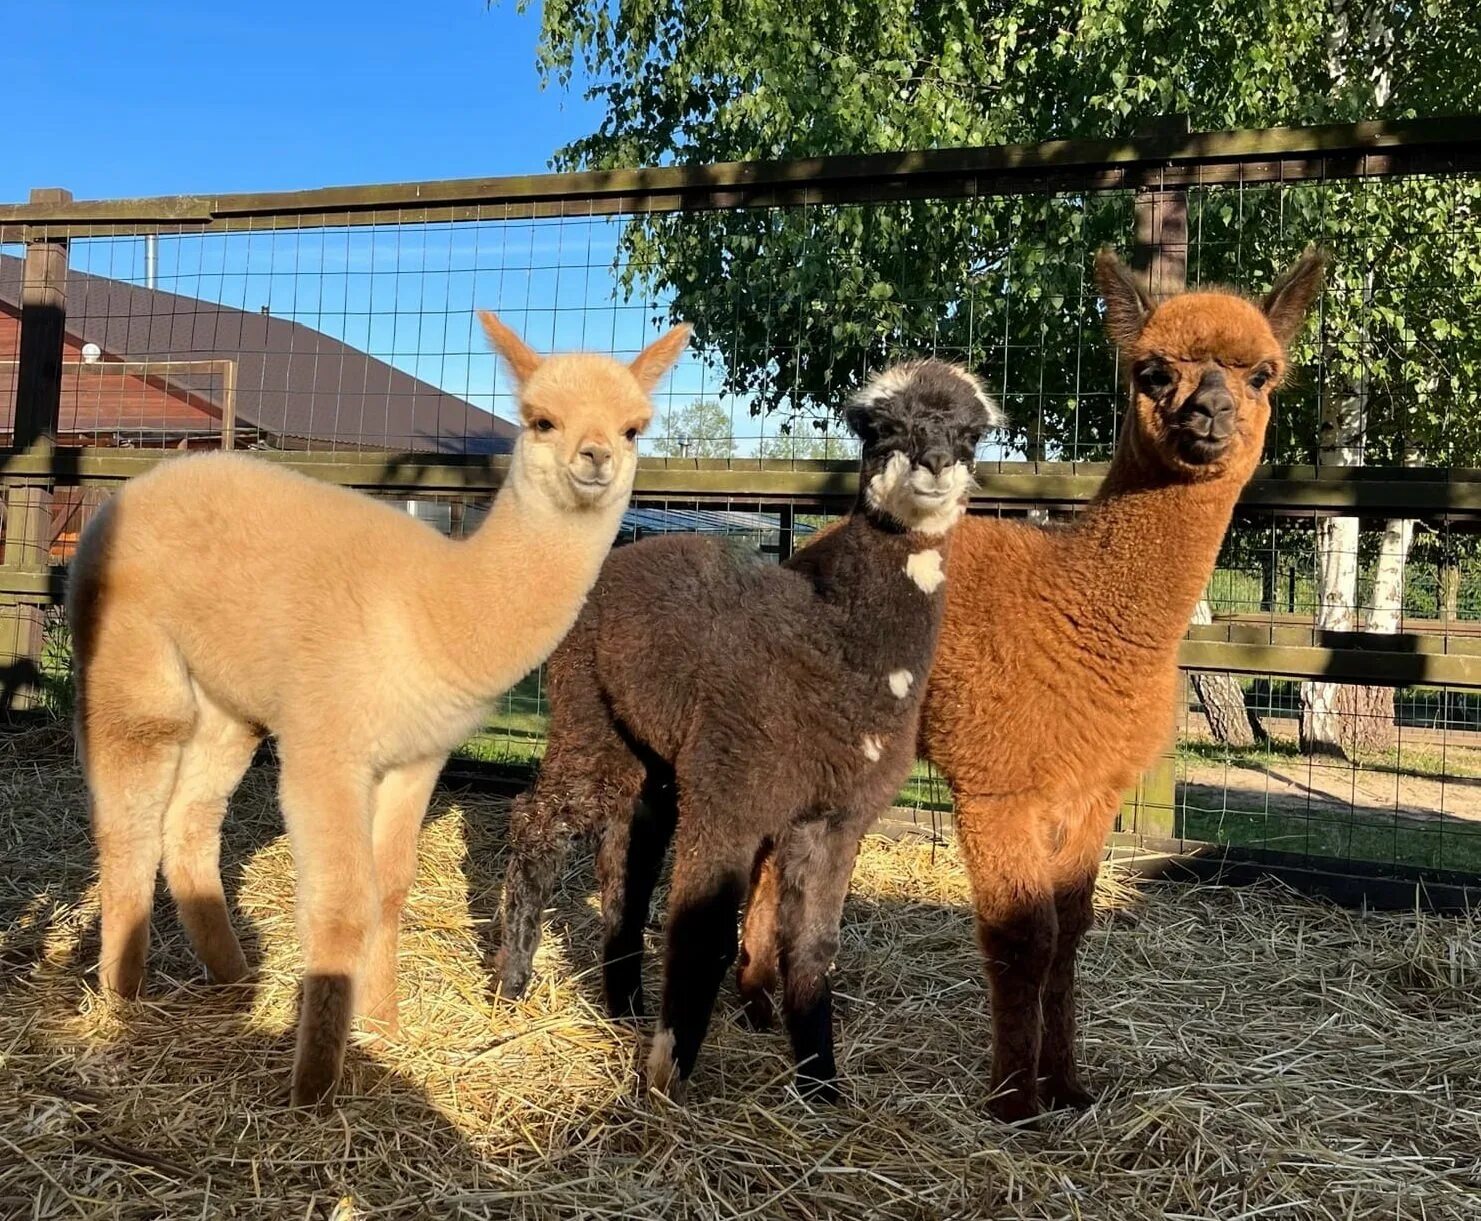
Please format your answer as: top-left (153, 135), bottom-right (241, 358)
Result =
top-left (5, 116), bottom-right (1481, 903)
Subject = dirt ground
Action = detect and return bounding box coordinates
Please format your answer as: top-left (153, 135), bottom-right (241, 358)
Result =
top-left (1179, 755), bottom-right (1481, 822)
top-left (1180, 715), bottom-right (1481, 823)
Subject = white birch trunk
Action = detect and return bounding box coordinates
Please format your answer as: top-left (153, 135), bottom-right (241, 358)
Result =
top-left (1300, 376), bottom-right (1366, 758)
top-left (1349, 447), bottom-right (1416, 752)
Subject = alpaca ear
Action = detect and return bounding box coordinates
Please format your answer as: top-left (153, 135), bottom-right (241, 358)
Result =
top-left (629, 323), bottom-right (693, 392)
top-left (1261, 247), bottom-right (1327, 347)
top-left (843, 400), bottom-right (873, 440)
top-left (479, 311), bottom-right (543, 385)
top-left (1094, 248), bottom-right (1155, 347)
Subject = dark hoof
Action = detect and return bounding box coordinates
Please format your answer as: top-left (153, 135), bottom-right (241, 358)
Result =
top-left (1045, 1079), bottom-right (1097, 1111)
top-left (796, 1074), bottom-right (841, 1105)
top-left (738, 988), bottom-right (775, 1031)
top-left (605, 990), bottom-right (646, 1022)
top-left (495, 968), bottom-right (530, 1001)
top-left (987, 1086), bottom-right (1043, 1125)
top-left (289, 1063), bottom-right (341, 1109)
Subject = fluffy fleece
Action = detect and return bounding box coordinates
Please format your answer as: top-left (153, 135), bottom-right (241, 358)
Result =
top-left (66, 312), bottom-right (689, 1106)
top-left (910, 247), bottom-right (1327, 1121)
top-left (496, 358), bottom-right (1001, 1102)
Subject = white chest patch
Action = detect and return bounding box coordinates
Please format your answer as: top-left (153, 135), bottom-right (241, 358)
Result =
top-left (905, 548), bottom-right (945, 594)
top-left (861, 734), bottom-right (883, 763)
top-left (887, 669), bottom-right (914, 699)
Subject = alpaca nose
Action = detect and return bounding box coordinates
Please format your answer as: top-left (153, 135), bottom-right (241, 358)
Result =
top-left (1182, 371), bottom-right (1237, 441)
top-left (917, 448), bottom-right (953, 477)
top-left (578, 442), bottom-right (612, 471)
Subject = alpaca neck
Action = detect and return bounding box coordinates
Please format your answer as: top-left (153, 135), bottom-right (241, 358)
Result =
top-left (429, 461), bottom-right (627, 698)
top-left (1062, 432), bottom-right (1247, 653)
top-left (813, 499), bottom-right (947, 671)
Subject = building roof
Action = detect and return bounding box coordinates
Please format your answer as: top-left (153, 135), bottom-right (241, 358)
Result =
top-left (621, 506), bottom-right (819, 539)
top-left (0, 255), bottom-right (516, 453)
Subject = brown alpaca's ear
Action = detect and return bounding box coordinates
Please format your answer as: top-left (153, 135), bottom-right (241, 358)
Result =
top-left (629, 323), bottom-right (692, 393)
top-left (1094, 248), bottom-right (1154, 347)
top-left (1261, 247), bottom-right (1327, 347)
top-left (479, 310), bottom-right (543, 385)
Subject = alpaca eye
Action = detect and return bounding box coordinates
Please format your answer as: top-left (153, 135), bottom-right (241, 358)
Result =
top-left (1138, 365), bottom-right (1173, 394)
top-left (1250, 369), bottom-right (1272, 391)
top-left (534, 418), bottom-right (555, 433)
top-left (624, 427), bottom-right (639, 442)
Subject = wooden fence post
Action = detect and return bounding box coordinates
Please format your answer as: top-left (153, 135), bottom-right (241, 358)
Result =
top-left (1, 188), bottom-right (69, 712)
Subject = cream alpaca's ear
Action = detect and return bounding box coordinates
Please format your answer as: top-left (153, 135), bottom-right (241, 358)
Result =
top-left (629, 323), bottom-right (693, 393)
top-left (479, 310), bottom-right (543, 385)
top-left (1094, 247), bottom-right (1154, 348)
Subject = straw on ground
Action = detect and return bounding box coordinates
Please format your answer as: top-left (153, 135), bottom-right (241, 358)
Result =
top-left (2, 728), bottom-right (1479, 1219)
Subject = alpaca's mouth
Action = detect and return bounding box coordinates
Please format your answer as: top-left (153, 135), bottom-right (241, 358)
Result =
top-left (567, 470), bottom-right (615, 499)
top-left (1173, 430), bottom-right (1234, 466)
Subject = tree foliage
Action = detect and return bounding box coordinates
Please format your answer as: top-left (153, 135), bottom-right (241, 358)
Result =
top-left (521, 0), bottom-right (1481, 462)
top-left (650, 397), bottom-right (844, 457)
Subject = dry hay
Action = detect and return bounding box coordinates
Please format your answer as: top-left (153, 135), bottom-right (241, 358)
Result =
top-left (2, 727), bottom-right (1480, 1219)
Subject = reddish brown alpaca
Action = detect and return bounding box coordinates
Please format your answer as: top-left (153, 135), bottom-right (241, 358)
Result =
top-left (738, 247), bottom-right (1326, 1121)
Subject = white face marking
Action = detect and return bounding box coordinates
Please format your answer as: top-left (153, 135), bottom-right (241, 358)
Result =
top-left (905, 548), bottom-right (945, 594)
top-left (887, 669), bottom-right (914, 699)
top-left (865, 450), bottom-right (910, 513)
top-left (861, 440), bottom-right (978, 537)
top-left (864, 452), bottom-right (971, 537)
top-left (646, 1027), bottom-right (680, 1095)
top-left (853, 363), bottom-right (919, 407)
top-left (861, 734), bottom-right (883, 762)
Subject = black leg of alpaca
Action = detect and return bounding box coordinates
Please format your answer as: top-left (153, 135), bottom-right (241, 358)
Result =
top-left (647, 820), bottom-right (756, 1096)
top-left (599, 777), bottom-right (678, 1020)
top-left (495, 790), bottom-right (574, 1000)
top-left (1039, 874), bottom-right (1098, 1111)
top-left (977, 898), bottom-right (1058, 1122)
top-left (776, 821), bottom-right (862, 1104)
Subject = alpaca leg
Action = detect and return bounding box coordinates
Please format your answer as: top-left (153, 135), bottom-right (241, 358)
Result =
top-left (647, 815), bottom-right (756, 1099)
top-left (160, 692), bottom-right (259, 985)
top-left (277, 748), bottom-right (375, 1106)
top-left (956, 794), bottom-right (1057, 1123)
top-left (358, 756), bottom-right (445, 1034)
top-left (736, 843), bottom-right (781, 1030)
top-left (496, 767), bottom-right (623, 999)
top-left (88, 732), bottom-right (187, 997)
top-left (599, 775), bottom-right (676, 1020)
top-left (1040, 790), bottom-right (1119, 1111)
top-left (80, 630), bottom-right (195, 998)
top-left (775, 821), bottom-right (862, 1102)
top-left (498, 624), bottom-right (641, 1000)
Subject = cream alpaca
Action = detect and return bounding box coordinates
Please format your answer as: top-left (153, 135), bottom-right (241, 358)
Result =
top-left (67, 312), bottom-right (689, 1105)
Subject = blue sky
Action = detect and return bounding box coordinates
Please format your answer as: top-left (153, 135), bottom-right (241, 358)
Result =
top-left (0, 2), bottom-right (883, 455)
top-left (0, 1), bottom-right (594, 200)
top-left (0, 2), bottom-right (752, 445)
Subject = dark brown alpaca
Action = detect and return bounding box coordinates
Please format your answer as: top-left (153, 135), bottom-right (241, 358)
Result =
top-left (739, 248), bottom-right (1326, 1121)
top-left (496, 360), bottom-right (1001, 1101)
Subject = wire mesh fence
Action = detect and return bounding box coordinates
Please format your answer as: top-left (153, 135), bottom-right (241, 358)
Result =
top-left (4, 117), bottom-right (1481, 895)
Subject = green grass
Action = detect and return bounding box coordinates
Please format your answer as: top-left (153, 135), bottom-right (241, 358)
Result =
top-left (1176, 794), bottom-right (1481, 876)
top-left (1173, 736), bottom-right (1481, 874)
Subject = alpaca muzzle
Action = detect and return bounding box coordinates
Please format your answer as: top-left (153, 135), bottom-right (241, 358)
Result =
top-left (569, 443), bottom-right (616, 495)
top-left (1173, 371), bottom-right (1238, 463)
top-left (908, 460), bottom-right (969, 505)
